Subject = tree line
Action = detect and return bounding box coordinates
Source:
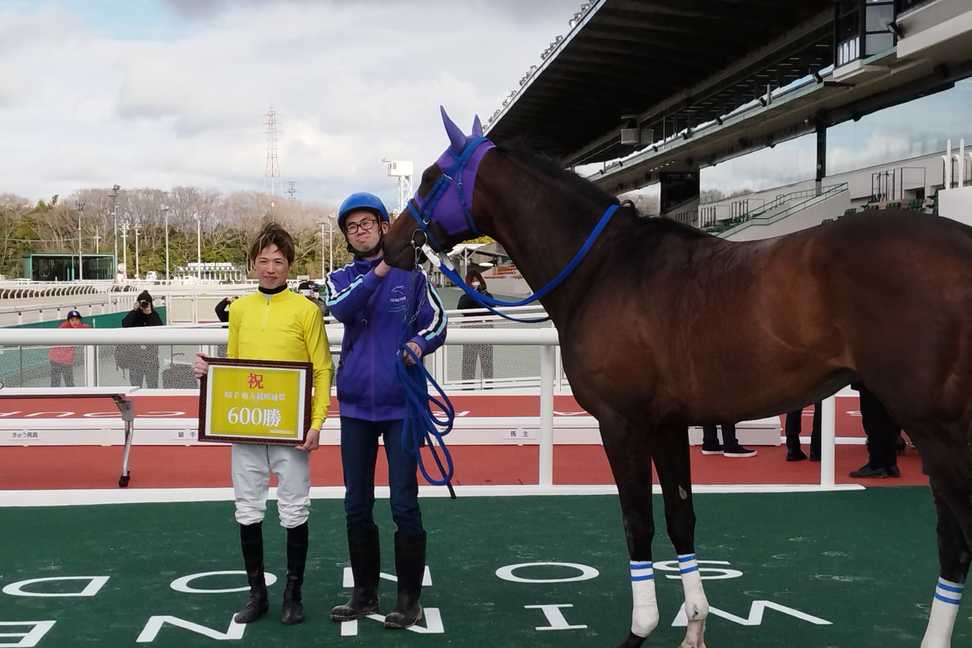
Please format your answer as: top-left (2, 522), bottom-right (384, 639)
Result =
top-left (0, 188), bottom-right (357, 280)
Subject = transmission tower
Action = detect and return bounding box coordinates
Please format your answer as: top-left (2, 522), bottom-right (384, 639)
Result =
top-left (264, 108), bottom-right (280, 213)
top-left (287, 181), bottom-right (297, 201)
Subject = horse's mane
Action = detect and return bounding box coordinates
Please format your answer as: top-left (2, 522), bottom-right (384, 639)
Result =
top-left (501, 140), bottom-right (710, 240)
top-left (501, 140), bottom-right (615, 206)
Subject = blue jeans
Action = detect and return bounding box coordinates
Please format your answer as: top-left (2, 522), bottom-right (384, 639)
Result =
top-left (340, 417), bottom-right (423, 537)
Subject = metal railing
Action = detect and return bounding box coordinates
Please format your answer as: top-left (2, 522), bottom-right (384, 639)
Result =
top-left (708, 183), bottom-right (849, 236)
top-left (0, 326), bottom-right (841, 488)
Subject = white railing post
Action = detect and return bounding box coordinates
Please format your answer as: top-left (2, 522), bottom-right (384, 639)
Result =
top-left (539, 344), bottom-right (555, 487)
top-left (820, 395), bottom-right (836, 487)
top-left (84, 345), bottom-right (97, 386)
top-left (437, 344), bottom-right (447, 386)
top-left (943, 139), bottom-right (952, 190)
top-left (961, 140), bottom-right (966, 189)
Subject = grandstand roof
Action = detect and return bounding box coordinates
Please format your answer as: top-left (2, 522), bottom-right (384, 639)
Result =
top-left (485, 0), bottom-right (835, 166)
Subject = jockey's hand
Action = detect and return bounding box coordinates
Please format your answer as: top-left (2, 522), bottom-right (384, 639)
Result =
top-left (192, 353), bottom-right (209, 379)
top-left (403, 342), bottom-right (423, 366)
top-left (374, 261), bottom-right (391, 278)
top-left (296, 428), bottom-right (320, 452)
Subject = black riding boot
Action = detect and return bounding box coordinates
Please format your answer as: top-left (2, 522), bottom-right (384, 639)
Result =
top-left (280, 522), bottom-right (308, 625)
top-left (330, 526), bottom-right (380, 622)
top-left (235, 522), bottom-right (269, 624)
top-left (384, 531), bottom-right (426, 629)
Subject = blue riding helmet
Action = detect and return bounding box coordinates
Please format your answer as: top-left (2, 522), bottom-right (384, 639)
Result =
top-left (338, 192), bottom-right (389, 230)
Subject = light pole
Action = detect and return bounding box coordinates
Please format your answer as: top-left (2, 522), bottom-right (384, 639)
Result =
top-left (319, 221), bottom-right (326, 279)
top-left (109, 185), bottom-right (120, 279)
top-left (194, 211), bottom-right (202, 280)
top-left (161, 204), bottom-right (170, 281)
top-left (133, 221), bottom-right (141, 279)
top-left (75, 197), bottom-right (85, 281)
top-left (120, 216), bottom-right (130, 281)
top-left (328, 214), bottom-right (334, 273)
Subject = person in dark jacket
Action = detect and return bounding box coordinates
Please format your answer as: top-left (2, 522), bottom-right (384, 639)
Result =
top-left (784, 401), bottom-right (821, 462)
top-left (213, 296), bottom-right (236, 357)
top-left (456, 268), bottom-right (494, 386)
top-left (121, 290), bottom-right (163, 387)
top-left (324, 192), bottom-right (447, 630)
top-left (700, 423), bottom-right (757, 457)
top-left (215, 296), bottom-right (236, 324)
top-left (849, 383), bottom-right (901, 478)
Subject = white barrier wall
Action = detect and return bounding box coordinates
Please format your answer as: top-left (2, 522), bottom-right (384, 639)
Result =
top-left (937, 185), bottom-right (972, 227)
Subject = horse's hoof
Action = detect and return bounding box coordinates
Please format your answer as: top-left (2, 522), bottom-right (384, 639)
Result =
top-left (616, 631), bottom-right (647, 648)
top-left (679, 641), bottom-right (706, 648)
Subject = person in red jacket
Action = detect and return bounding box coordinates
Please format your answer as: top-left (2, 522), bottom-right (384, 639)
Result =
top-left (48, 310), bottom-right (89, 386)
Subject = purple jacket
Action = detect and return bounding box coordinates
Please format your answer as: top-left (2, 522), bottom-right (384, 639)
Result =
top-left (324, 258), bottom-right (447, 421)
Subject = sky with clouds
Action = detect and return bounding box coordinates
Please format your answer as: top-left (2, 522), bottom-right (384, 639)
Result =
top-left (1, 0), bottom-right (579, 208)
top-left (6, 1), bottom-right (972, 211)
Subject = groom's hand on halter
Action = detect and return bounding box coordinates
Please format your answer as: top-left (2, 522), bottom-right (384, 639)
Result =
top-left (403, 341), bottom-right (423, 366)
top-left (374, 260), bottom-right (391, 278)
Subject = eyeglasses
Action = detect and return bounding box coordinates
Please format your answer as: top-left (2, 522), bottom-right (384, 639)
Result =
top-left (139, 300), bottom-right (151, 308)
top-left (345, 218), bottom-right (379, 235)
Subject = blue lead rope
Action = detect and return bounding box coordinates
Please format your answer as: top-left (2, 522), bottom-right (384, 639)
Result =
top-left (397, 344), bottom-right (457, 498)
top-left (422, 203), bottom-right (620, 324)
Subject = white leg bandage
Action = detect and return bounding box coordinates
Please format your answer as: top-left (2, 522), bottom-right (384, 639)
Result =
top-left (678, 553), bottom-right (708, 648)
top-left (921, 577), bottom-right (963, 648)
top-left (629, 561), bottom-right (659, 637)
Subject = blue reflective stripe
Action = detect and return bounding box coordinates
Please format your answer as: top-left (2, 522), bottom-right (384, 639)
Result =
top-left (325, 275), bottom-right (364, 306)
top-left (938, 581), bottom-right (965, 593)
top-left (631, 574), bottom-right (654, 582)
top-left (677, 554), bottom-right (696, 562)
top-left (679, 565), bottom-right (700, 575)
top-left (629, 562), bottom-right (652, 569)
top-left (934, 593), bottom-right (962, 605)
top-left (418, 280), bottom-right (447, 340)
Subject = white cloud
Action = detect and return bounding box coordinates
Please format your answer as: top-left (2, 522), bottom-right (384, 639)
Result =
top-left (0, 0), bottom-right (578, 206)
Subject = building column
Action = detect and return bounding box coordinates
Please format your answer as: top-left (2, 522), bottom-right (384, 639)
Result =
top-left (659, 171), bottom-right (700, 216)
top-left (815, 122), bottom-right (827, 195)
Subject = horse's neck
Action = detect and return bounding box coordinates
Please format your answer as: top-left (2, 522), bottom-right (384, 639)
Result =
top-left (481, 157), bottom-right (610, 324)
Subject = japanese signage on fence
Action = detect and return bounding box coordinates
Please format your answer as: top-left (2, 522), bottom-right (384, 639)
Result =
top-left (198, 358), bottom-right (312, 445)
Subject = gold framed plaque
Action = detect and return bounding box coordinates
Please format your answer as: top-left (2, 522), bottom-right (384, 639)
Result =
top-left (198, 357), bottom-right (312, 445)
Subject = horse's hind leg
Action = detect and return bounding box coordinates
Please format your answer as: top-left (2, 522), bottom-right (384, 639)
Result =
top-left (921, 484), bottom-right (969, 648)
top-left (600, 413), bottom-right (658, 648)
top-left (918, 434), bottom-right (972, 648)
top-left (653, 424), bottom-right (707, 648)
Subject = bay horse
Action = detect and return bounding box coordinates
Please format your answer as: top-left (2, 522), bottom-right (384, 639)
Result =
top-left (383, 109), bottom-right (972, 648)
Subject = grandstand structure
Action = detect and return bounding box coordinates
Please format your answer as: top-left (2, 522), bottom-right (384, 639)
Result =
top-left (486, 0), bottom-right (972, 236)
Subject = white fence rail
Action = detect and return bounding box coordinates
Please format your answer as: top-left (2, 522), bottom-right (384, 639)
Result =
top-left (0, 326), bottom-right (838, 488)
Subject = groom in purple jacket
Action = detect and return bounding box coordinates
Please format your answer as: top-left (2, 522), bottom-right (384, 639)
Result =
top-left (324, 191), bottom-right (447, 630)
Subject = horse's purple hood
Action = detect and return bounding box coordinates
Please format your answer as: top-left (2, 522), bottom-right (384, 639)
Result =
top-left (412, 107), bottom-right (495, 238)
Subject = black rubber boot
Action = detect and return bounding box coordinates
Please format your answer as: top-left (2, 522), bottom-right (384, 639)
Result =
top-left (234, 522), bottom-right (269, 624)
top-left (280, 522), bottom-right (308, 625)
top-left (384, 531), bottom-right (426, 629)
top-left (330, 526), bottom-right (380, 622)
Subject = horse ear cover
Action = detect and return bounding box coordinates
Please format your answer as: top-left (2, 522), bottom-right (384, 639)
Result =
top-left (441, 105), bottom-right (467, 153)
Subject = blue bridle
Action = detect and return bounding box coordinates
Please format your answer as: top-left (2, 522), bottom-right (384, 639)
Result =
top-left (404, 136), bottom-right (621, 323)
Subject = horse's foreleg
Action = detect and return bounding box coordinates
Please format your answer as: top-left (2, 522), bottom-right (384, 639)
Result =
top-left (653, 424), bottom-right (708, 648)
top-left (921, 470), bottom-right (971, 648)
top-left (601, 415), bottom-right (658, 647)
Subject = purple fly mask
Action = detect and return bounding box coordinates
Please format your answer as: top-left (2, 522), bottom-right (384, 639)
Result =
top-left (411, 107), bottom-right (495, 240)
